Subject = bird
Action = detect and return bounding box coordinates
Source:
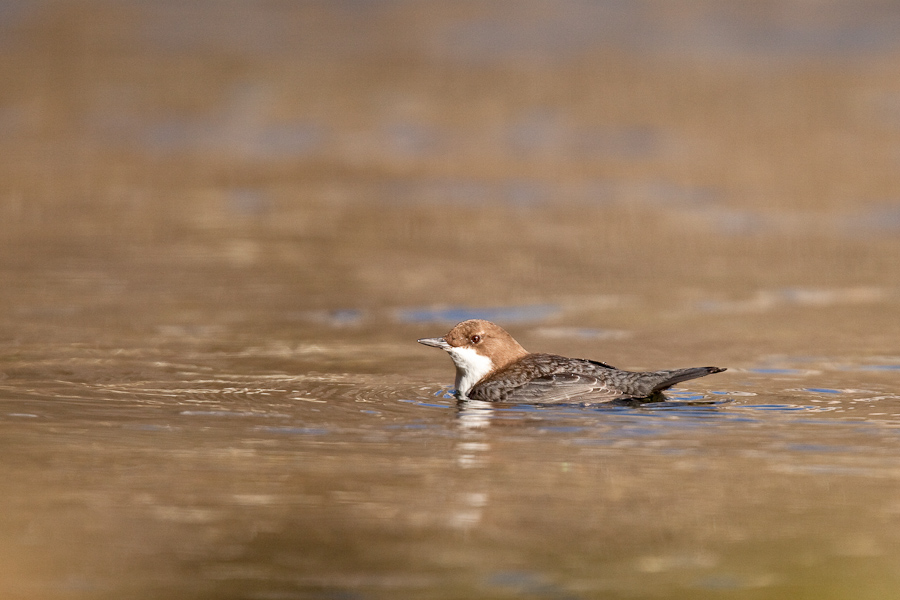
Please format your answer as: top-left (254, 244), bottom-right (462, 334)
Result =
top-left (418, 319), bottom-right (725, 403)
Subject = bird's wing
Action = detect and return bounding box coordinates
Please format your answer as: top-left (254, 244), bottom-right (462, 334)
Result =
top-left (494, 373), bottom-right (622, 404)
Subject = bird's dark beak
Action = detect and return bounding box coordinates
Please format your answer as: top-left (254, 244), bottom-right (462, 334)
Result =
top-left (417, 336), bottom-right (451, 350)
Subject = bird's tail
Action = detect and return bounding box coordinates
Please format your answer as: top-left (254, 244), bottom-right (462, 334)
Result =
top-left (650, 366), bottom-right (726, 393)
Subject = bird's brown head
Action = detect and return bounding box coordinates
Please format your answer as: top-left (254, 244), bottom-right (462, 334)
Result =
top-left (444, 319), bottom-right (527, 364)
top-left (419, 319), bottom-right (528, 369)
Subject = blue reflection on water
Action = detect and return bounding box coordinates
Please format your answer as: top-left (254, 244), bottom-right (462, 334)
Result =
top-left (846, 205), bottom-right (900, 234)
top-left (538, 426), bottom-right (585, 434)
top-left (255, 426), bottom-right (329, 435)
top-left (181, 410), bottom-right (290, 417)
top-left (785, 443), bottom-right (843, 453)
top-left (382, 121), bottom-right (444, 157)
top-left (398, 399), bottom-right (453, 409)
top-left (486, 570), bottom-right (579, 600)
top-left (741, 404), bottom-right (811, 411)
top-left (396, 304), bottom-right (559, 324)
top-left (227, 188), bottom-right (269, 216)
top-left (0, 0), bottom-right (36, 36)
top-left (694, 574), bottom-right (745, 590)
top-left (436, 4), bottom-right (900, 64)
top-left (144, 118), bottom-right (325, 158)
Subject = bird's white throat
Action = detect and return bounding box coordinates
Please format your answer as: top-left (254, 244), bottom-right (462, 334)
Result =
top-left (447, 346), bottom-right (494, 396)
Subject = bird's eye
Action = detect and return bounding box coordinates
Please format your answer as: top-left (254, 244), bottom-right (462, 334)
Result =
top-left (470, 334), bottom-right (481, 344)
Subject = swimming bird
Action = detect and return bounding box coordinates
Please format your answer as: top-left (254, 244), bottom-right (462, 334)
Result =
top-left (418, 319), bottom-right (725, 403)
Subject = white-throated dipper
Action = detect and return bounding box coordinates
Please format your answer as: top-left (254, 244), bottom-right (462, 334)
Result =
top-left (418, 319), bottom-right (726, 403)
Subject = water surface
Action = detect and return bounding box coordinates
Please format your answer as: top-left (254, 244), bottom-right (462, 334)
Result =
top-left (3, 1), bottom-right (900, 599)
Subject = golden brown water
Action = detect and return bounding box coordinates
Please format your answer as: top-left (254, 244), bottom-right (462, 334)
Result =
top-left (3, 1), bottom-right (900, 598)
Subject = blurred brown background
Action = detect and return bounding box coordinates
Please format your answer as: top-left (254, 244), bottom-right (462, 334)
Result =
top-left (2, 0), bottom-right (900, 361)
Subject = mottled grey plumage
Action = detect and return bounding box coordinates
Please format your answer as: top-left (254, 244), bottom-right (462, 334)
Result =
top-left (468, 353), bottom-right (725, 403)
